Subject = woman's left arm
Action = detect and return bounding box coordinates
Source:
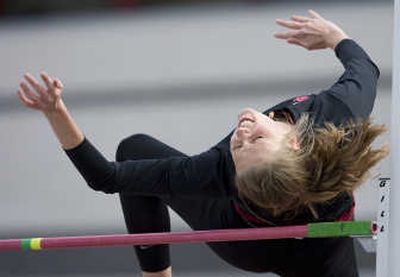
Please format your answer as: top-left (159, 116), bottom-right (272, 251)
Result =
top-left (322, 39), bottom-right (380, 118)
top-left (274, 10), bottom-right (380, 119)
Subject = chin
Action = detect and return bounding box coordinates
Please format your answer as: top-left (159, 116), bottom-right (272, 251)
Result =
top-left (230, 132), bottom-right (237, 144)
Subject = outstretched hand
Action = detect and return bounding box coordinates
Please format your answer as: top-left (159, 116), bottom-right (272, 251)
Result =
top-left (17, 72), bottom-right (64, 114)
top-left (16, 72), bottom-right (84, 149)
top-left (274, 10), bottom-right (349, 50)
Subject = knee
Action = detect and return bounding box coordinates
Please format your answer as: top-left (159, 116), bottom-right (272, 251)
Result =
top-left (116, 133), bottom-right (154, 161)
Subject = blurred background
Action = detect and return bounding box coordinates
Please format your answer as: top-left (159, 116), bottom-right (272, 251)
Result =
top-left (0, 0), bottom-right (393, 276)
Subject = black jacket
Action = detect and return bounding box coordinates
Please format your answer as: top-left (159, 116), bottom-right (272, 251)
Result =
top-left (66, 39), bottom-right (379, 225)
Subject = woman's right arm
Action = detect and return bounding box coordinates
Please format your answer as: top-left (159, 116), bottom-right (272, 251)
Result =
top-left (17, 73), bottom-right (119, 193)
top-left (17, 75), bottom-right (229, 197)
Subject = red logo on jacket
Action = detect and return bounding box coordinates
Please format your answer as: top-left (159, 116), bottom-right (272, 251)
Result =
top-left (293, 95), bottom-right (310, 105)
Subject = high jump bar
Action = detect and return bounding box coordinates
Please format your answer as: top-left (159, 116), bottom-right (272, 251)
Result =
top-left (0, 221), bottom-right (375, 251)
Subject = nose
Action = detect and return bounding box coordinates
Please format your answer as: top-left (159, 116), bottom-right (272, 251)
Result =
top-left (236, 127), bottom-right (251, 138)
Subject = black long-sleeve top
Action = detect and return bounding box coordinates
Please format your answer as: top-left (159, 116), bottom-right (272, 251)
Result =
top-left (65, 39), bottom-right (380, 225)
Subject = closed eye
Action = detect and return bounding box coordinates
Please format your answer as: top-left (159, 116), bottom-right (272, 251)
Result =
top-left (252, 136), bottom-right (264, 142)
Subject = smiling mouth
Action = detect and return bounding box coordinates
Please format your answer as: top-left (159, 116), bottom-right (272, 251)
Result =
top-left (238, 117), bottom-right (255, 127)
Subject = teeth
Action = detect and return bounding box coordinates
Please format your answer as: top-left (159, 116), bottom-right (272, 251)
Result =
top-left (239, 121), bottom-right (252, 128)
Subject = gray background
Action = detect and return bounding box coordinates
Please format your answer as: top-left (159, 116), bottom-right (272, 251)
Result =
top-left (0, 1), bottom-right (393, 276)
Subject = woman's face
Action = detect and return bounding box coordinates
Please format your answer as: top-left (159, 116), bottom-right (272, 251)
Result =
top-left (230, 108), bottom-right (297, 173)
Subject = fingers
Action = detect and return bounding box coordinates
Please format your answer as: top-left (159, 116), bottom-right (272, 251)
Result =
top-left (290, 15), bottom-right (310, 23)
top-left (40, 71), bottom-right (54, 90)
top-left (278, 10), bottom-right (323, 26)
top-left (287, 38), bottom-right (307, 48)
top-left (274, 30), bottom-right (304, 40)
top-left (274, 31), bottom-right (293, 40)
top-left (274, 10), bottom-right (323, 43)
top-left (308, 9), bottom-right (323, 20)
top-left (40, 71), bottom-right (64, 99)
top-left (20, 81), bottom-right (39, 101)
top-left (53, 78), bottom-right (64, 90)
top-left (275, 19), bottom-right (305, 30)
top-left (17, 89), bottom-right (38, 109)
top-left (17, 72), bottom-right (63, 111)
top-left (24, 72), bottom-right (63, 97)
top-left (24, 73), bottom-right (47, 98)
top-left (273, 32), bottom-right (290, 39)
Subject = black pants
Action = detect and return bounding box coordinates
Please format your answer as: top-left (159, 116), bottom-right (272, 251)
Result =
top-left (116, 134), bottom-right (359, 277)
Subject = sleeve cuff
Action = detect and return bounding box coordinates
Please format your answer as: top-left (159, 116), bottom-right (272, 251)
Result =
top-left (64, 137), bottom-right (107, 166)
top-left (63, 136), bottom-right (117, 192)
top-left (64, 137), bottom-right (89, 154)
top-left (334, 39), bottom-right (371, 62)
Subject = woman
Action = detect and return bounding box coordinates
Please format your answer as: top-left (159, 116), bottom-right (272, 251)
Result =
top-left (17, 10), bottom-right (387, 277)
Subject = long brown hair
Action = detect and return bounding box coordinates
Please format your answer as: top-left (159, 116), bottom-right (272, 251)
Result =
top-left (235, 114), bottom-right (389, 218)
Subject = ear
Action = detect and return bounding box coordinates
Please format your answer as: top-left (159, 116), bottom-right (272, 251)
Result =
top-left (289, 136), bottom-right (301, 150)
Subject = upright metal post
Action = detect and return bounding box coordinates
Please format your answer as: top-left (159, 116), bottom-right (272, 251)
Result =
top-left (388, 0), bottom-right (400, 276)
top-left (376, 177), bottom-right (390, 277)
